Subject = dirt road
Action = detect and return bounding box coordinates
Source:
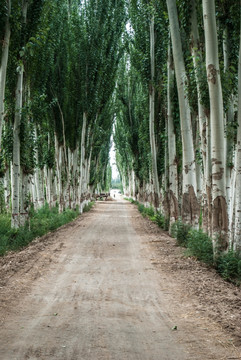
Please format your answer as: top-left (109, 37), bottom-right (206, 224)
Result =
top-left (0, 199), bottom-right (241, 359)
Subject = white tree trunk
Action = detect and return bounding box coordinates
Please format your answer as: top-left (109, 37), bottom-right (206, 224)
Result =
top-left (11, 0), bottom-right (28, 228)
top-left (11, 67), bottom-right (23, 228)
top-left (79, 112), bottom-right (87, 202)
top-left (4, 164), bottom-right (11, 210)
top-left (19, 170), bottom-right (30, 226)
top-left (58, 146), bottom-right (64, 212)
top-left (149, 16), bottom-right (160, 209)
top-left (68, 148), bottom-right (74, 209)
top-left (166, 0), bottom-right (199, 226)
top-left (190, 0), bottom-right (208, 180)
top-left (167, 40), bottom-right (178, 225)
top-left (0, 0), bottom-right (11, 147)
top-left (223, 26), bottom-right (236, 241)
top-left (203, 0), bottom-right (228, 252)
top-left (233, 18), bottom-right (241, 252)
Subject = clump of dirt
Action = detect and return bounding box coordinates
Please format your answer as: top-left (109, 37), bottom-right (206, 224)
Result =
top-left (130, 205), bottom-right (241, 348)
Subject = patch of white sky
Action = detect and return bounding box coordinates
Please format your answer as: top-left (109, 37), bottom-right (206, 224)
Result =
top-left (108, 21), bottom-right (134, 181)
top-left (109, 135), bottom-right (119, 180)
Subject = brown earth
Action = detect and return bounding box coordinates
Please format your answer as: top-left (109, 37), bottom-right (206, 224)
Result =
top-left (0, 198), bottom-right (241, 360)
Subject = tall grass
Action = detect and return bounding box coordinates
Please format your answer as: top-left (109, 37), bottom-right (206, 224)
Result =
top-left (0, 202), bottom-right (94, 256)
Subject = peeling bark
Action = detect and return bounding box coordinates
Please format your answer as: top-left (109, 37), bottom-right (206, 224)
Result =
top-left (203, 0), bottom-right (228, 246)
top-left (0, 0), bottom-right (11, 147)
top-left (166, 0), bottom-right (198, 226)
top-left (149, 16), bottom-right (160, 209)
top-left (182, 185), bottom-right (200, 225)
top-left (11, 67), bottom-right (23, 228)
top-left (167, 39), bottom-right (178, 225)
top-left (233, 16), bottom-right (241, 252)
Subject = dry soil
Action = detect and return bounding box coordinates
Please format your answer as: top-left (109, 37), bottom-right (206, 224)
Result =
top-left (0, 198), bottom-right (241, 360)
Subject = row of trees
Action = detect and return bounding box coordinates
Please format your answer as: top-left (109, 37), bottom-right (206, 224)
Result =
top-left (0, 0), bottom-right (126, 227)
top-left (1, 0), bottom-right (241, 256)
top-left (114, 0), bottom-right (241, 254)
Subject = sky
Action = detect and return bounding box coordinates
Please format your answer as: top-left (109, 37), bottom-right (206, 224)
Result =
top-left (109, 137), bottom-right (120, 180)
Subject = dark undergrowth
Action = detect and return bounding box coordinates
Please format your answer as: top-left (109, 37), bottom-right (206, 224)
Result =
top-left (127, 198), bottom-right (241, 286)
top-left (0, 201), bottom-right (94, 256)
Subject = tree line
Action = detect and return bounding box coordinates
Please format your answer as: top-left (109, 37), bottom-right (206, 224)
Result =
top-left (114, 0), bottom-right (241, 255)
top-left (1, 0), bottom-right (241, 258)
top-left (0, 0), bottom-right (125, 228)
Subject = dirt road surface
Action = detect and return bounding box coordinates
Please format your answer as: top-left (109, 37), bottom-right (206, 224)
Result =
top-left (0, 199), bottom-right (241, 360)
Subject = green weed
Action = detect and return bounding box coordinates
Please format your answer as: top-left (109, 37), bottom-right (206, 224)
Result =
top-left (216, 251), bottom-right (241, 284)
top-left (0, 202), bottom-right (92, 256)
top-left (153, 212), bottom-right (169, 231)
top-left (170, 220), bottom-right (191, 247)
top-left (186, 229), bottom-right (213, 265)
top-left (83, 201), bottom-right (94, 212)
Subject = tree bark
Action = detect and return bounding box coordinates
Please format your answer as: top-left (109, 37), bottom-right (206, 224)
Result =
top-left (190, 0), bottom-right (209, 216)
top-left (233, 14), bottom-right (241, 252)
top-left (149, 16), bottom-right (160, 209)
top-left (166, 0), bottom-right (199, 226)
top-left (203, 0), bottom-right (228, 253)
top-left (167, 40), bottom-right (178, 226)
top-left (11, 67), bottom-right (23, 228)
top-left (0, 0), bottom-right (11, 147)
top-left (79, 112), bottom-right (87, 207)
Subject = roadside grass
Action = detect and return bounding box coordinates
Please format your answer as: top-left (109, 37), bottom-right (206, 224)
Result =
top-left (0, 201), bottom-right (94, 256)
top-left (126, 197), bottom-right (241, 285)
top-left (216, 251), bottom-right (241, 285)
top-left (170, 221), bottom-right (241, 284)
top-left (126, 198), bottom-right (169, 231)
top-left (83, 201), bottom-right (94, 212)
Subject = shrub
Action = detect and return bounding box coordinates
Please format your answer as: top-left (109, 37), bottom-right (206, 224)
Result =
top-left (216, 251), bottom-right (241, 284)
top-left (151, 212), bottom-right (169, 231)
top-left (130, 198), bottom-right (138, 205)
top-left (83, 201), bottom-right (94, 212)
top-left (170, 220), bottom-right (191, 247)
top-left (128, 199), bottom-right (169, 230)
top-left (0, 214), bottom-right (11, 235)
top-left (144, 206), bottom-right (155, 218)
top-left (186, 229), bottom-right (213, 265)
top-left (0, 203), bottom-right (88, 256)
top-left (138, 203), bottom-right (145, 214)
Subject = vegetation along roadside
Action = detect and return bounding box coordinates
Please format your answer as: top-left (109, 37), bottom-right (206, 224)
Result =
top-left (0, 202), bottom-right (94, 257)
top-left (126, 198), bottom-right (241, 286)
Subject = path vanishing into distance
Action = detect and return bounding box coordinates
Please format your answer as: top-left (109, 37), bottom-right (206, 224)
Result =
top-left (0, 196), bottom-right (241, 360)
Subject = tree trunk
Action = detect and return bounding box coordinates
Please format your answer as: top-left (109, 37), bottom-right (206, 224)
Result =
top-left (149, 16), bottom-right (160, 209)
top-left (11, 67), bottom-right (23, 228)
top-left (203, 0), bottom-right (228, 253)
top-left (190, 0), bottom-right (210, 229)
top-left (167, 40), bottom-right (178, 226)
top-left (19, 169), bottom-right (30, 226)
top-left (79, 112), bottom-right (87, 203)
top-left (0, 0), bottom-right (11, 147)
top-left (233, 15), bottom-right (241, 252)
top-left (166, 0), bottom-right (199, 226)
top-left (223, 26), bottom-right (236, 242)
top-left (11, 0), bottom-right (28, 228)
top-left (4, 164), bottom-right (11, 210)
